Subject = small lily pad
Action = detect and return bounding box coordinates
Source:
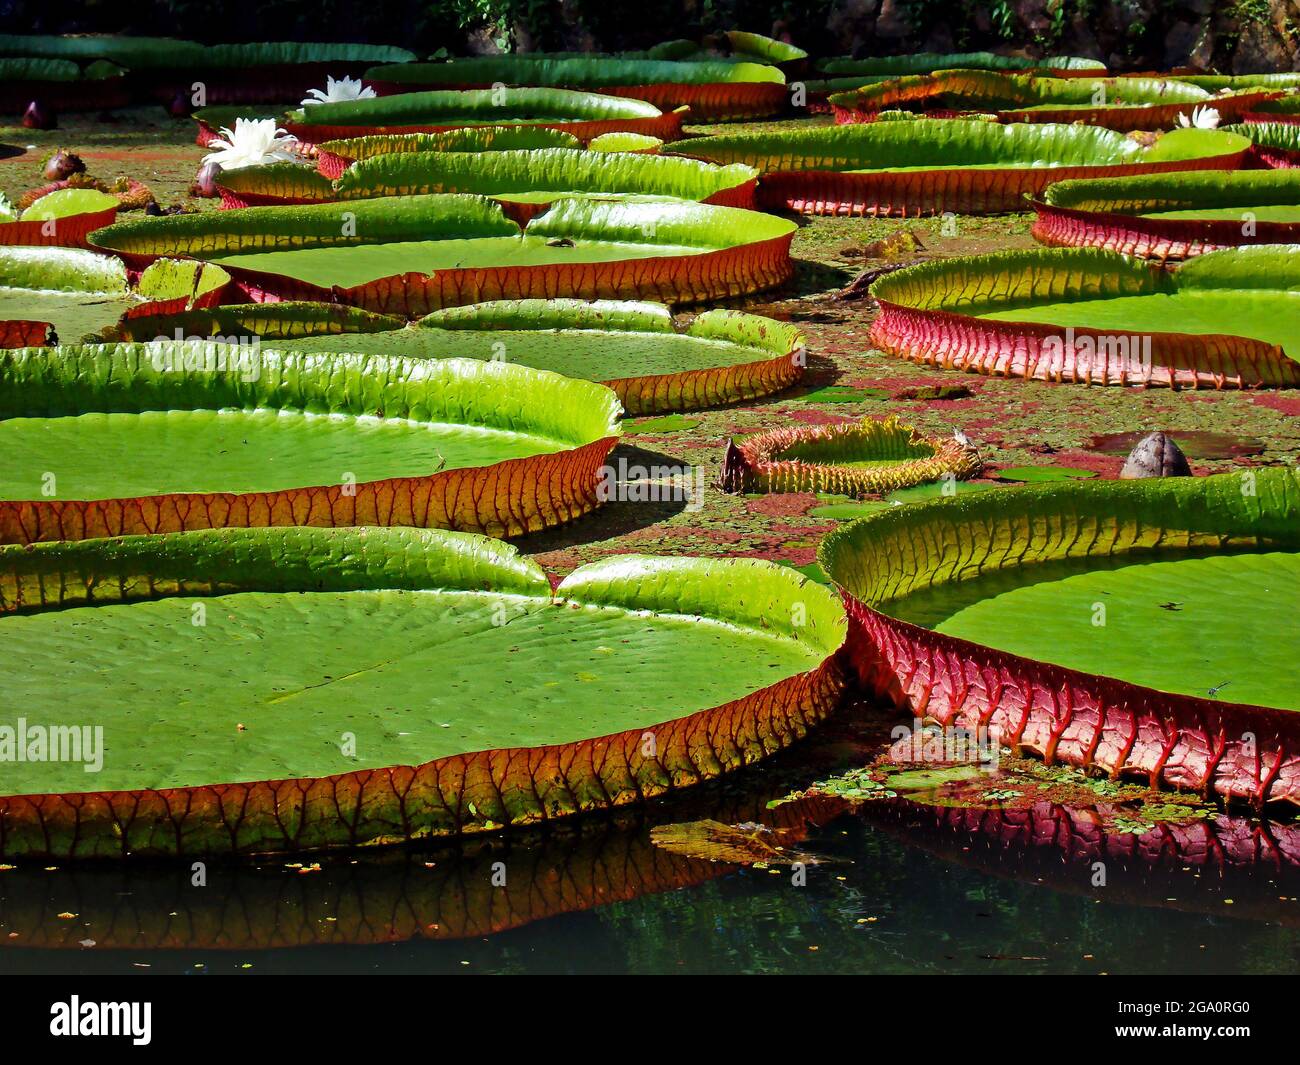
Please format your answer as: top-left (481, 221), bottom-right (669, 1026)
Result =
top-left (624, 414), bottom-right (701, 434)
top-left (779, 560), bottom-right (831, 584)
top-left (885, 480), bottom-right (1003, 504)
top-left (993, 465), bottom-right (1098, 483)
top-left (796, 385), bottom-right (889, 403)
top-left (808, 501), bottom-right (891, 521)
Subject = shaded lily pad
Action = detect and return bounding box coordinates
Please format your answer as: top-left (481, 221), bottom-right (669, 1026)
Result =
top-left (826, 71), bottom-right (1276, 131)
top-left (363, 56), bottom-right (788, 121)
top-left (281, 87), bottom-right (687, 144)
top-left (666, 122), bottom-right (1250, 216)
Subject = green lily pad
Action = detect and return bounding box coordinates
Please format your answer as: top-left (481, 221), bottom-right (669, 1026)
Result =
top-left (19, 188), bottom-right (121, 222)
top-left (624, 414), bottom-right (700, 433)
top-left (932, 551), bottom-right (1300, 710)
top-left (993, 465), bottom-right (1098, 483)
top-left (0, 249), bottom-right (227, 343)
top-left (112, 299), bottom-right (805, 417)
top-left (89, 195), bottom-right (796, 315)
top-left (885, 480), bottom-right (1002, 504)
top-left (796, 385), bottom-right (889, 403)
top-left (0, 528), bottom-right (846, 857)
top-left (808, 501), bottom-right (891, 521)
top-left (0, 344), bottom-right (621, 541)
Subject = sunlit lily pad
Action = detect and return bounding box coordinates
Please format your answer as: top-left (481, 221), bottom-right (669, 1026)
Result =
top-left (0, 344), bottom-right (621, 543)
top-left (113, 298), bottom-right (805, 415)
top-left (869, 245), bottom-right (1300, 387)
top-left (819, 468), bottom-right (1300, 805)
top-left (0, 248), bottom-right (229, 342)
top-left (667, 122), bottom-right (1249, 216)
top-left (0, 527), bottom-right (846, 858)
top-left (89, 194), bottom-right (796, 316)
top-left (1034, 170), bottom-right (1300, 259)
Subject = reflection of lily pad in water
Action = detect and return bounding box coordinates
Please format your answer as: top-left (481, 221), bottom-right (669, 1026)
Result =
top-left (1086, 429), bottom-right (1265, 460)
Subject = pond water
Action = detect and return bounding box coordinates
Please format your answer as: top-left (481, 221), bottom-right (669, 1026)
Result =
top-left (3, 709), bottom-right (1296, 975)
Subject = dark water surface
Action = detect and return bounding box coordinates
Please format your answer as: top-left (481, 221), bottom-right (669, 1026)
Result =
top-left (3, 709), bottom-right (1298, 976)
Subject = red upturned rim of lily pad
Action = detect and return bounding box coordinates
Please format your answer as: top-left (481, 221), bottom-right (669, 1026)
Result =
top-left (830, 91), bottom-right (1280, 133)
top-left (88, 196), bottom-right (797, 317)
top-left (753, 153), bottom-right (1248, 217)
top-left (368, 79), bottom-right (789, 122)
top-left (0, 345), bottom-right (623, 547)
top-left (0, 206), bottom-right (118, 250)
top-left (0, 529), bottom-right (846, 859)
top-left (819, 468), bottom-right (1300, 808)
top-left (867, 245), bottom-right (1300, 388)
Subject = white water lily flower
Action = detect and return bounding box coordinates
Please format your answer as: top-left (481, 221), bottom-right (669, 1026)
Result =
top-left (1176, 105), bottom-right (1221, 130)
top-left (301, 75), bottom-right (377, 106)
top-left (201, 118), bottom-right (300, 168)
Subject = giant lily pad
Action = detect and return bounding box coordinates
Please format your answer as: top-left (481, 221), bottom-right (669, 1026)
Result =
top-left (1243, 96), bottom-right (1300, 126)
top-left (0, 36), bottom-right (415, 106)
top-left (0, 248), bottom-right (229, 343)
top-left (89, 194), bottom-right (796, 315)
top-left (313, 125), bottom-right (583, 179)
top-left (1033, 170), bottom-right (1300, 259)
top-left (0, 34), bottom-right (412, 70)
top-left (116, 298), bottom-right (805, 415)
top-left (720, 416), bottom-right (982, 496)
top-left (0, 343), bottom-right (620, 544)
top-left (667, 121), bottom-right (1248, 216)
top-left (0, 526), bottom-right (846, 858)
top-left (1171, 73), bottom-right (1300, 92)
top-left (827, 71), bottom-right (1278, 131)
top-left (0, 187), bottom-right (119, 250)
top-left (805, 55), bottom-right (1106, 110)
top-left (817, 53), bottom-right (1106, 77)
top-left (1223, 121), bottom-right (1300, 169)
top-left (281, 87), bottom-right (687, 145)
top-left (0, 56), bottom-right (129, 112)
top-left (819, 468), bottom-right (1300, 805)
top-left (220, 148), bottom-right (759, 220)
top-left (365, 56), bottom-right (788, 121)
top-left (869, 245), bottom-right (1300, 387)
top-left (215, 162), bottom-right (337, 208)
